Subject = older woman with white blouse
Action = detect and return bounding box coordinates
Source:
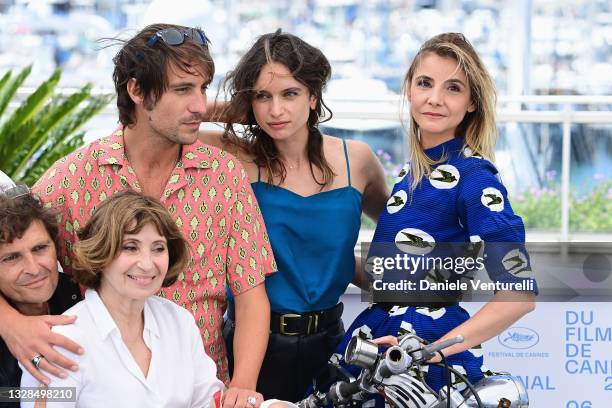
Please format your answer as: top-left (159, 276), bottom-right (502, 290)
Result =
top-left (21, 191), bottom-right (224, 407)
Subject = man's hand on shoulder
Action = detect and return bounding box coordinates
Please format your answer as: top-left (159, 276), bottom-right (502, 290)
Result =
top-left (2, 311), bottom-right (83, 384)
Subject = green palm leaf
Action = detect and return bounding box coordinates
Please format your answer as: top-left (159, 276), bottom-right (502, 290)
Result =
top-left (0, 70), bottom-right (12, 97)
top-left (0, 69), bottom-right (61, 161)
top-left (0, 119), bottom-right (38, 172)
top-left (0, 67), bottom-right (111, 186)
top-left (22, 132), bottom-right (86, 186)
top-left (0, 65), bottom-right (31, 119)
top-left (10, 86), bottom-right (94, 177)
top-left (17, 93), bottom-right (112, 182)
top-left (2, 69), bottom-right (60, 130)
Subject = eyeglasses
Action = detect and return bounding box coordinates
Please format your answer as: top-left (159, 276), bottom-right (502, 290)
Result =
top-left (0, 184), bottom-right (30, 200)
top-left (146, 28), bottom-right (210, 48)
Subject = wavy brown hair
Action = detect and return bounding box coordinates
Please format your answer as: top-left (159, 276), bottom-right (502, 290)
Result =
top-left (111, 23), bottom-right (215, 127)
top-left (220, 30), bottom-right (335, 187)
top-left (402, 33), bottom-right (497, 190)
top-left (72, 191), bottom-right (189, 289)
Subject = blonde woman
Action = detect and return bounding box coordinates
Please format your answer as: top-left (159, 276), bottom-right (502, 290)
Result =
top-left (20, 191), bottom-right (224, 407)
top-left (334, 33), bottom-right (537, 402)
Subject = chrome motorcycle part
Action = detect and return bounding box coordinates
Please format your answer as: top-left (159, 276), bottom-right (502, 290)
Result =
top-left (461, 375), bottom-right (529, 408)
top-left (344, 336), bottom-right (379, 368)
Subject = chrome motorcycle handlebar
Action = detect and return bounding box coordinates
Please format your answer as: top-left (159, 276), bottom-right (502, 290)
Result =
top-left (298, 332), bottom-right (529, 408)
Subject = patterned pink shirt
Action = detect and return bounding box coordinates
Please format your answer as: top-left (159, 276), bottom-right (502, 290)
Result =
top-left (33, 127), bottom-right (276, 383)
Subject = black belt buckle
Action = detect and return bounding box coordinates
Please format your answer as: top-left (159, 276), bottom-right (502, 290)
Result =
top-left (279, 313), bottom-right (320, 335)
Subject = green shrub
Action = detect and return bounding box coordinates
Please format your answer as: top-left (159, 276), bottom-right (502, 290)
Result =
top-left (512, 171), bottom-right (612, 232)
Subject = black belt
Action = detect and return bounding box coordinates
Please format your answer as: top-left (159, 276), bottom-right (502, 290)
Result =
top-left (270, 302), bottom-right (343, 336)
top-left (226, 302), bottom-right (343, 336)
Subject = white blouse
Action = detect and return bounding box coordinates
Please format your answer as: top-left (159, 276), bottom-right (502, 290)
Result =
top-left (21, 289), bottom-right (224, 407)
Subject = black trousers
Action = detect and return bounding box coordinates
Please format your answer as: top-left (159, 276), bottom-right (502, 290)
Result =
top-left (223, 313), bottom-right (345, 402)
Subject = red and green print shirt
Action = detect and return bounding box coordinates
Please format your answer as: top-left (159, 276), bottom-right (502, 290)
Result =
top-left (33, 127), bottom-right (276, 383)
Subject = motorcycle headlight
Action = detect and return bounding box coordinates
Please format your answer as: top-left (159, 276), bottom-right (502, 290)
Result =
top-left (344, 336), bottom-right (379, 369)
top-left (463, 374), bottom-right (529, 408)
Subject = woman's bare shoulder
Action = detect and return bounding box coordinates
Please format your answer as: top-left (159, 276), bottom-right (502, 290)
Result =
top-left (347, 139), bottom-right (376, 159)
top-left (322, 135), bottom-right (376, 165)
top-left (322, 135), bottom-right (372, 154)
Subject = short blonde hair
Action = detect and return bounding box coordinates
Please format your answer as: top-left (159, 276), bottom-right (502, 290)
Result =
top-left (73, 191), bottom-right (189, 289)
top-left (403, 33), bottom-right (497, 191)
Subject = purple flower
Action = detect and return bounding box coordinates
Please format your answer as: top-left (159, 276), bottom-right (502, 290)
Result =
top-left (593, 173), bottom-right (605, 182)
top-left (529, 186), bottom-right (542, 196)
top-left (607, 188), bottom-right (612, 199)
top-left (376, 149), bottom-right (384, 156)
top-left (545, 170), bottom-right (556, 181)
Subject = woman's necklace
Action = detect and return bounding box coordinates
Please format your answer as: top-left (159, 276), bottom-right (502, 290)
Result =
top-left (283, 159), bottom-right (303, 170)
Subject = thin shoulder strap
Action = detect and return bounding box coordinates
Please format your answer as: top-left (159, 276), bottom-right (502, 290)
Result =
top-left (257, 166), bottom-right (261, 182)
top-left (342, 139), bottom-right (352, 187)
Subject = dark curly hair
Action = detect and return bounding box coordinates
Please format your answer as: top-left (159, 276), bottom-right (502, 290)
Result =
top-left (220, 30), bottom-right (335, 187)
top-left (0, 187), bottom-right (59, 249)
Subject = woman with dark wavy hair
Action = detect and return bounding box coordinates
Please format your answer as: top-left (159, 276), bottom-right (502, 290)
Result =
top-left (200, 30), bottom-right (388, 401)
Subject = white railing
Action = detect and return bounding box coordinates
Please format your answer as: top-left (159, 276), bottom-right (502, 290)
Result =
top-left (325, 95), bottom-right (612, 243)
top-left (14, 89), bottom-right (612, 240)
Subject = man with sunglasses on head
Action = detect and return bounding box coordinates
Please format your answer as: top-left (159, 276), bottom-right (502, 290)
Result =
top-left (0, 184), bottom-right (82, 406)
top-left (0, 24), bottom-right (275, 408)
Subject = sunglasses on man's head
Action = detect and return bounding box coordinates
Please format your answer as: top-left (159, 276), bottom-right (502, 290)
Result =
top-left (146, 28), bottom-right (210, 48)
